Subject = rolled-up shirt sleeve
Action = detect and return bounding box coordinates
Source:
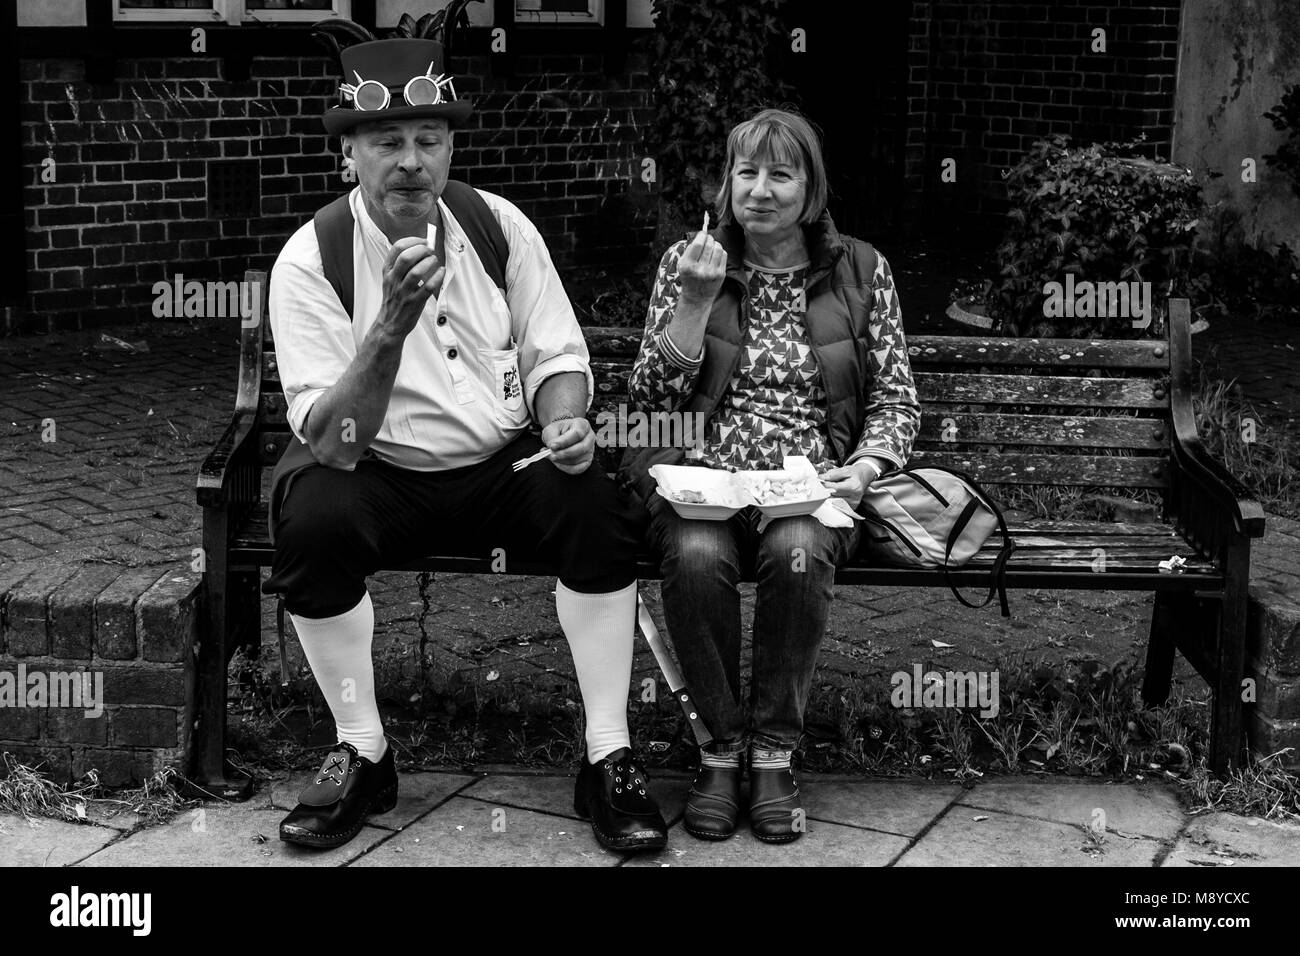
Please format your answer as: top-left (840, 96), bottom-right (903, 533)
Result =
top-left (845, 252), bottom-right (921, 471)
top-left (267, 233), bottom-right (355, 444)
top-left (628, 240), bottom-right (704, 413)
top-left (491, 196), bottom-right (593, 417)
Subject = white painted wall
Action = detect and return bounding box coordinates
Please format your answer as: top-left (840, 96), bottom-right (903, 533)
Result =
top-left (18, 0), bottom-right (654, 28)
top-left (377, 0), bottom-right (654, 28)
top-left (1172, 0), bottom-right (1300, 249)
top-left (19, 0), bottom-right (85, 27)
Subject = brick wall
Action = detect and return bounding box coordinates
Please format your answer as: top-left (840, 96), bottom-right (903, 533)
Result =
top-left (904, 0), bottom-right (1182, 232)
top-left (0, 560), bottom-right (199, 786)
top-left (10, 44), bottom-right (654, 337)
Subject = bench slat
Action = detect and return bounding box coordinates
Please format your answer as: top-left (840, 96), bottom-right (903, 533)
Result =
top-left (973, 535), bottom-right (1182, 551)
top-left (957, 552), bottom-right (1215, 572)
top-left (915, 372), bottom-right (1167, 408)
top-left (908, 449), bottom-right (1167, 486)
top-left (231, 504), bottom-right (1178, 539)
top-left (578, 332), bottom-right (1175, 370)
top-left (1002, 520), bottom-right (1171, 534)
top-left (907, 336), bottom-right (1171, 369)
top-left (915, 412), bottom-right (1166, 449)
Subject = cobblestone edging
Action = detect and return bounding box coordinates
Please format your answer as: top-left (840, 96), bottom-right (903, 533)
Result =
top-left (0, 559), bottom-right (198, 786)
top-left (1245, 514), bottom-right (1300, 767)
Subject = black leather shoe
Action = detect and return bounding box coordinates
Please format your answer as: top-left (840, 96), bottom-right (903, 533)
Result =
top-left (684, 764), bottom-right (742, 841)
top-left (749, 765), bottom-right (803, 844)
top-left (279, 741), bottom-right (397, 849)
top-left (573, 748), bottom-right (668, 853)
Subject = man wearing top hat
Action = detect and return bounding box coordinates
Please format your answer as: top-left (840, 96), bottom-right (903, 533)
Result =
top-left (263, 32), bottom-right (667, 853)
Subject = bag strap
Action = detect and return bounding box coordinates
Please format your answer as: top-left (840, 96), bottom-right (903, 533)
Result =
top-left (312, 181), bottom-right (510, 320)
top-left (441, 180), bottom-right (509, 293)
top-left (915, 466), bottom-right (1018, 617)
top-left (313, 194), bottom-right (355, 319)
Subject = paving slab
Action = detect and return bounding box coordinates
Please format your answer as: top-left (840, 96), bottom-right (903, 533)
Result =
top-left (349, 795), bottom-right (620, 867)
top-left (76, 803), bottom-right (387, 867)
top-left (458, 770), bottom-right (690, 824)
top-left (82, 803), bottom-right (142, 832)
top-left (1163, 813), bottom-right (1300, 867)
top-left (0, 814), bottom-right (119, 866)
top-left (896, 806), bottom-right (1162, 866)
top-left (798, 779), bottom-right (962, 836)
top-left (267, 770), bottom-right (476, 831)
top-left (956, 779), bottom-right (1184, 841)
top-left (626, 819), bottom-right (910, 867)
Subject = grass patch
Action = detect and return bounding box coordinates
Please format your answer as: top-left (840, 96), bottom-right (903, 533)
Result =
top-left (0, 752), bottom-right (198, 828)
top-left (0, 752), bottom-right (97, 823)
top-left (1184, 748), bottom-right (1300, 819)
top-left (224, 645), bottom-right (1298, 821)
top-left (1193, 359), bottom-right (1299, 519)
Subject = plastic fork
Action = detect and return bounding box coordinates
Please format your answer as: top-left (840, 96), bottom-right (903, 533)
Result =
top-left (511, 447), bottom-right (552, 472)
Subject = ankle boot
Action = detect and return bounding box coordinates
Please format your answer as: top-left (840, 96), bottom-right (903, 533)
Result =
top-left (684, 750), bottom-right (742, 841)
top-left (748, 748), bottom-right (803, 844)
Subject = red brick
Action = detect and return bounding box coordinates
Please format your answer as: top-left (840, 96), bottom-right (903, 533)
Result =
top-left (93, 567), bottom-right (169, 661)
top-left (136, 569), bottom-right (200, 663)
top-left (110, 706), bottom-right (179, 747)
top-left (43, 708), bottom-right (109, 746)
top-left (48, 564), bottom-right (125, 659)
top-left (0, 703), bottom-right (41, 740)
top-left (1, 744), bottom-right (73, 782)
top-left (1246, 710), bottom-right (1300, 771)
top-left (4, 564), bottom-right (81, 657)
top-left (1248, 590), bottom-right (1300, 676)
top-left (75, 747), bottom-right (164, 787)
top-left (101, 665), bottom-right (187, 707)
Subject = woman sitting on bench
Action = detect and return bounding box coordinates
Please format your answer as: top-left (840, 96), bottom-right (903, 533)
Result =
top-left (621, 108), bottom-right (921, 844)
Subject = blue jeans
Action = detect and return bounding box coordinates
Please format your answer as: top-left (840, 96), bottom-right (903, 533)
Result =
top-left (647, 494), bottom-right (862, 752)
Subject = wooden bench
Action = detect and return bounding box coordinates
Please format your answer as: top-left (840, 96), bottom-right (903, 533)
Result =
top-left (194, 270), bottom-right (1264, 797)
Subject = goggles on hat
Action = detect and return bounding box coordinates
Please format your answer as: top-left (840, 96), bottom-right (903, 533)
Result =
top-left (339, 62), bottom-right (459, 111)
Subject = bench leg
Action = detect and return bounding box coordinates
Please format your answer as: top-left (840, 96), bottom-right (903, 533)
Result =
top-left (232, 568), bottom-right (262, 661)
top-left (1142, 592), bottom-right (1180, 706)
top-left (189, 507), bottom-right (255, 801)
top-left (1209, 542), bottom-right (1250, 778)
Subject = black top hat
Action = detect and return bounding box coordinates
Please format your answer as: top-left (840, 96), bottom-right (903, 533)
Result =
top-left (322, 38), bottom-right (472, 136)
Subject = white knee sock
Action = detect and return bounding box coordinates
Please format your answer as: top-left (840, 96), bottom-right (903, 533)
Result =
top-left (555, 580), bottom-right (636, 763)
top-left (288, 592), bottom-right (387, 763)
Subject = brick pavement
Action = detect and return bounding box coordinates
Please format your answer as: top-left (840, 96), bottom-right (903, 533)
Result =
top-left (1195, 313), bottom-right (1300, 428)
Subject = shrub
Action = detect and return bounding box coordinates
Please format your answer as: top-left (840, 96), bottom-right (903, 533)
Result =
top-left (1263, 83), bottom-right (1300, 200)
top-left (1190, 205), bottom-right (1300, 325)
top-left (990, 134), bottom-right (1203, 338)
top-left (645, 0), bottom-right (794, 233)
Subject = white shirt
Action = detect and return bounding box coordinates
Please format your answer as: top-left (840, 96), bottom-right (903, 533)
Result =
top-left (268, 186), bottom-right (593, 471)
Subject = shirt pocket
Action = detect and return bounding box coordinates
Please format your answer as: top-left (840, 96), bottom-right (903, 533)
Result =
top-left (479, 346), bottom-right (528, 428)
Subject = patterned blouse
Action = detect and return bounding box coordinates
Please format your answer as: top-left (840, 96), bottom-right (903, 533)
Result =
top-left (629, 239), bottom-right (919, 474)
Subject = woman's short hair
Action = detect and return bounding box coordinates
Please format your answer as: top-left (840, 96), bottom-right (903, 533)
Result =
top-left (714, 108), bottom-right (828, 227)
